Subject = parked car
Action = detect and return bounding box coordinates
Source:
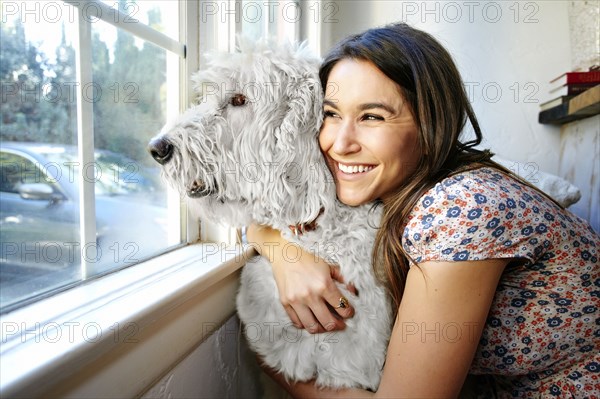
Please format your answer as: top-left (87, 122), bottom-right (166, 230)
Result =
top-left (0, 142), bottom-right (174, 306)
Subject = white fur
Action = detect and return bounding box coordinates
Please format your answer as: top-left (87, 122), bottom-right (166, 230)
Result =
top-left (152, 40), bottom-right (392, 390)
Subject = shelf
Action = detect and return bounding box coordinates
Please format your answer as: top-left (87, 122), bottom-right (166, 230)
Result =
top-left (539, 85), bottom-right (600, 125)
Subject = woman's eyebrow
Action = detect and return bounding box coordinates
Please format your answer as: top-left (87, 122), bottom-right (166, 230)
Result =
top-left (323, 100), bottom-right (396, 115)
top-left (358, 102), bottom-right (396, 114)
top-left (323, 99), bottom-right (339, 109)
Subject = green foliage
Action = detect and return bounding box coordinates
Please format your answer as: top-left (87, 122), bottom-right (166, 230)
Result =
top-left (1, 3), bottom-right (166, 165)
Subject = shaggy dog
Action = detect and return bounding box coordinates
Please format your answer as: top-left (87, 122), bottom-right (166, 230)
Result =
top-left (148, 41), bottom-right (392, 390)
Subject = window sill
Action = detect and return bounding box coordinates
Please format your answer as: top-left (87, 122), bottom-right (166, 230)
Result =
top-left (0, 243), bottom-right (255, 398)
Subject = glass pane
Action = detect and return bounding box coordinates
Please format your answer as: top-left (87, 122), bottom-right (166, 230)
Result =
top-left (0, 13), bottom-right (80, 309)
top-left (240, 0), bottom-right (298, 42)
top-left (90, 18), bottom-right (180, 276)
top-left (241, 0), bottom-right (267, 40)
top-left (100, 0), bottom-right (179, 41)
top-left (0, 4), bottom-right (182, 312)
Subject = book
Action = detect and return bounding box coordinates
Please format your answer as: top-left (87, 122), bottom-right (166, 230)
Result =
top-left (539, 85), bottom-right (600, 125)
top-left (539, 95), bottom-right (574, 111)
top-left (569, 84), bottom-right (600, 114)
top-left (550, 70), bottom-right (600, 86)
top-left (548, 82), bottom-right (598, 96)
top-left (539, 102), bottom-right (570, 124)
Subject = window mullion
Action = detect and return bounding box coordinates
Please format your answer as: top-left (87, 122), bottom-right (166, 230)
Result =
top-left (64, 0), bottom-right (185, 57)
top-left (181, 0), bottom-right (198, 243)
top-left (74, 6), bottom-right (96, 278)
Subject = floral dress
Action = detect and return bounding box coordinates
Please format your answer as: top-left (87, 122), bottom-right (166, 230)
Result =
top-left (402, 167), bottom-right (599, 398)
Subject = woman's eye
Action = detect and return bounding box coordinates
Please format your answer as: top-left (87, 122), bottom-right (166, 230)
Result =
top-left (363, 114), bottom-right (384, 121)
top-left (324, 110), bottom-right (338, 118)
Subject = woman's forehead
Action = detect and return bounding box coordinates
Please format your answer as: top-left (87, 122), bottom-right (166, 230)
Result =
top-left (324, 59), bottom-right (405, 106)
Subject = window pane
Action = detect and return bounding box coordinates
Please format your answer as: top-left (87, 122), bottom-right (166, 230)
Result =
top-left (100, 0), bottom-right (179, 41)
top-left (0, 14), bottom-right (80, 309)
top-left (0, 4), bottom-right (182, 312)
top-left (90, 18), bottom-right (180, 276)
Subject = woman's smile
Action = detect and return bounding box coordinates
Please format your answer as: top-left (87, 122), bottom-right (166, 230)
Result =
top-left (319, 59), bottom-right (421, 206)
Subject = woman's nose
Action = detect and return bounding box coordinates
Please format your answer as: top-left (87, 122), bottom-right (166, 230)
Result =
top-left (332, 122), bottom-right (361, 155)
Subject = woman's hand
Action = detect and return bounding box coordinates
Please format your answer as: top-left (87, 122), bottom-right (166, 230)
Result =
top-left (247, 224), bottom-right (355, 333)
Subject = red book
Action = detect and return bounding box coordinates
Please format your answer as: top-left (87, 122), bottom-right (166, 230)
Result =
top-left (550, 71), bottom-right (600, 85)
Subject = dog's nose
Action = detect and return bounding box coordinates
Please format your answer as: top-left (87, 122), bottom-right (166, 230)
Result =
top-left (148, 137), bottom-right (173, 165)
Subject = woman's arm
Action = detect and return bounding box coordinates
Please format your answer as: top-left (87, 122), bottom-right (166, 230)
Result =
top-left (247, 224), bottom-right (355, 333)
top-left (267, 258), bottom-right (508, 398)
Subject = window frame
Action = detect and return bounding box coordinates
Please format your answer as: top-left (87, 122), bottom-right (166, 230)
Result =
top-left (0, 0), bottom-right (308, 396)
top-left (0, 0), bottom-right (241, 395)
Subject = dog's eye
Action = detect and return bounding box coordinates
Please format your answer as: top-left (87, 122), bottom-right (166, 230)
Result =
top-left (230, 94), bottom-right (247, 106)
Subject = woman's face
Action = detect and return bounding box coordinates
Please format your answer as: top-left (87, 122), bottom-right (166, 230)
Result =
top-left (319, 59), bottom-right (421, 206)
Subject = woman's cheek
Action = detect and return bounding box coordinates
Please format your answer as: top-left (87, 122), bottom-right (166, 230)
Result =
top-left (318, 125), bottom-right (331, 152)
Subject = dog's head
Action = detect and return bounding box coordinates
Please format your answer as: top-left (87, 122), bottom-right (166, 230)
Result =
top-left (148, 40), bottom-right (334, 228)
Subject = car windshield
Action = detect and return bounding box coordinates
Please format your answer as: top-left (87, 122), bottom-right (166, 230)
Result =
top-left (33, 145), bottom-right (160, 197)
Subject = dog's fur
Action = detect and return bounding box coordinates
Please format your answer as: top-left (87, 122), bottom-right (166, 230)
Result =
top-left (151, 40), bottom-right (392, 390)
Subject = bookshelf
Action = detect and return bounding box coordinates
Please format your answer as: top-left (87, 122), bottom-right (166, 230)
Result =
top-left (539, 85), bottom-right (600, 125)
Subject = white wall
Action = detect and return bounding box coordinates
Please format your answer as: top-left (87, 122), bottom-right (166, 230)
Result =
top-left (141, 316), bottom-right (266, 399)
top-left (559, 1), bottom-right (599, 232)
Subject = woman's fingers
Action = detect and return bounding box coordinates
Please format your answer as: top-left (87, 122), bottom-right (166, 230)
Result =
top-left (329, 266), bottom-right (356, 319)
top-left (291, 303), bottom-right (325, 333)
top-left (287, 298), bottom-right (346, 333)
top-left (284, 305), bottom-right (303, 329)
top-left (311, 301), bottom-right (346, 332)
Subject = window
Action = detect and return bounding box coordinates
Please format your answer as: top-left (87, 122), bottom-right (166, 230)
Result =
top-left (0, 1), bottom-right (312, 396)
top-left (0, 0), bottom-right (304, 313)
top-left (0, 0), bottom-right (186, 312)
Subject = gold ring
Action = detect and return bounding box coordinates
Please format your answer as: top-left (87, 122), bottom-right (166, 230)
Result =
top-left (336, 296), bottom-right (349, 309)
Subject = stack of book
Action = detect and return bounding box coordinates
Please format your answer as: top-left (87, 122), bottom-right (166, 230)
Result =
top-left (539, 68), bottom-right (600, 124)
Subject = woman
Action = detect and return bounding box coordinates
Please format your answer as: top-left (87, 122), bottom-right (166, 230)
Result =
top-left (248, 23), bottom-right (599, 397)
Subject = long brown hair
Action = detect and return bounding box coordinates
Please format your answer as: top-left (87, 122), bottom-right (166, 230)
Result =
top-left (319, 23), bottom-right (528, 311)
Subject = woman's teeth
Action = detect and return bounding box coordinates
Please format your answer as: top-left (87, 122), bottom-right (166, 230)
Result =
top-left (338, 163), bottom-right (374, 174)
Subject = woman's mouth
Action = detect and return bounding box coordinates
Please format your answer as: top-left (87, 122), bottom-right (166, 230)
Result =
top-left (337, 162), bottom-right (375, 174)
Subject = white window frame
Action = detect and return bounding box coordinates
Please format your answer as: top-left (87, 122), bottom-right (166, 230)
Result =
top-left (0, 1), bottom-right (245, 396)
top-left (0, 1), bottom-right (312, 396)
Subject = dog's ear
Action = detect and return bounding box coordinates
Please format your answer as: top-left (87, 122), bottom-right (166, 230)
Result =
top-left (281, 74), bottom-right (323, 141)
top-left (268, 71), bottom-right (334, 224)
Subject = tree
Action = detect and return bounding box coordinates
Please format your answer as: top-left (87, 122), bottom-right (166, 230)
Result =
top-left (0, 19), bottom-right (61, 142)
top-left (1, 3), bottom-right (166, 164)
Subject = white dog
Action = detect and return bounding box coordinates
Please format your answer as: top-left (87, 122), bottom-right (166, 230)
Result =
top-left (148, 40), bottom-right (392, 390)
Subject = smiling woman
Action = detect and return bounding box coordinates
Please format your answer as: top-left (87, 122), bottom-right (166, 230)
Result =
top-left (319, 59), bottom-right (420, 206)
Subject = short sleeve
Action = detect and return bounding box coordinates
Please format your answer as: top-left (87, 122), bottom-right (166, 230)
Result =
top-left (402, 168), bottom-right (560, 264)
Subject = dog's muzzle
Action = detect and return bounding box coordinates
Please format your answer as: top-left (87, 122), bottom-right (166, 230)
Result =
top-left (148, 137), bottom-right (173, 165)
top-left (187, 180), bottom-right (212, 198)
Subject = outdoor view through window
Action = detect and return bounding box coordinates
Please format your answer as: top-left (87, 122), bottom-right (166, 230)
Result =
top-left (0, 1), bottom-right (182, 311)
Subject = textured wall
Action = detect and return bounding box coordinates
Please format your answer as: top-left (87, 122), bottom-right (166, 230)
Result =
top-left (141, 316), bottom-right (269, 399)
top-left (558, 1), bottom-right (599, 232)
top-left (567, 0), bottom-right (600, 70)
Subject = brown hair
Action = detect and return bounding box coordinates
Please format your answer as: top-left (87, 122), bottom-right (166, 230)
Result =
top-left (319, 23), bottom-right (532, 311)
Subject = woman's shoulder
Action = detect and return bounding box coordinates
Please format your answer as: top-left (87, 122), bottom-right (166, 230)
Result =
top-left (429, 166), bottom-right (548, 204)
top-left (412, 166), bottom-right (554, 219)
top-left (402, 166), bottom-right (580, 263)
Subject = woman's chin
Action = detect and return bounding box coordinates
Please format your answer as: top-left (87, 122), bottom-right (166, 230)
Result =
top-left (336, 189), bottom-right (371, 207)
